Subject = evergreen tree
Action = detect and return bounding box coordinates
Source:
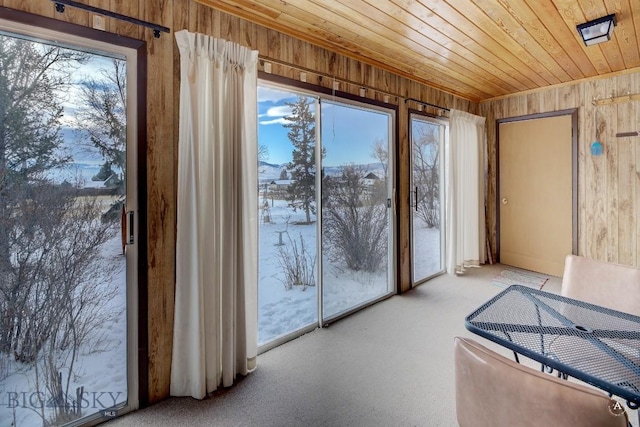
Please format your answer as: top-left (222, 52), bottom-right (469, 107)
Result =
top-left (279, 168), bottom-right (288, 180)
top-left (92, 161), bottom-right (114, 181)
top-left (75, 59), bottom-right (126, 219)
top-left (284, 96), bottom-right (323, 224)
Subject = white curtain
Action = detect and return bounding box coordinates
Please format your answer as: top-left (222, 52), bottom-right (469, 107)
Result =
top-left (445, 109), bottom-right (487, 275)
top-left (171, 29), bottom-right (258, 399)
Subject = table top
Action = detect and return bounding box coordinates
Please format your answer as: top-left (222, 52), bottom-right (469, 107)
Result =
top-left (465, 284), bottom-right (640, 405)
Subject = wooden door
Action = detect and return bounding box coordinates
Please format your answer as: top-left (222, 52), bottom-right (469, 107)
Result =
top-left (498, 114), bottom-right (573, 276)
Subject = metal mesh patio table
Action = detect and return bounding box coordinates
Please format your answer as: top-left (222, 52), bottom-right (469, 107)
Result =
top-left (465, 284), bottom-right (640, 407)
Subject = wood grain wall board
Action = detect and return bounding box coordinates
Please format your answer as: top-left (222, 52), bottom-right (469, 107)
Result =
top-left (55, 0), bottom-right (90, 26)
top-left (572, 84), bottom-right (587, 257)
top-left (615, 74), bottom-right (635, 266)
top-left (588, 81), bottom-right (608, 261)
top-left (526, 92), bottom-right (541, 115)
top-left (634, 75), bottom-right (640, 268)
top-left (1, 0), bottom-right (53, 16)
top-left (111, 0), bottom-right (141, 39)
top-left (605, 103), bottom-right (619, 263)
top-left (140, 0), bottom-right (175, 404)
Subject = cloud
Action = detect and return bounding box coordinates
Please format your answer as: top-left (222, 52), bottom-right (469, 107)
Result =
top-left (259, 105), bottom-right (293, 125)
top-left (259, 117), bottom-right (291, 126)
top-left (258, 86), bottom-right (294, 103)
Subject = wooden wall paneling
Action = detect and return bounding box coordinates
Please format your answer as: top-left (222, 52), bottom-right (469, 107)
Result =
top-left (142, 0), bottom-right (175, 404)
top-left (282, 35), bottom-right (303, 80)
top-left (2, 0), bottom-right (54, 16)
top-left (604, 91), bottom-right (619, 263)
top-left (186, 0), bottom-right (202, 31)
top-left (111, 0), bottom-right (141, 39)
top-left (636, 76), bottom-right (640, 267)
top-left (55, 0), bottom-right (90, 26)
top-left (557, 84), bottom-right (577, 110)
top-left (526, 91), bottom-right (540, 115)
top-left (255, 26), bottom-right (272, 60)
top-left (573, 83), bottom-right (587, 257)
top-left (541, 88), bottom-right (558, 113)
top-left (589, 79), bottom-right (610, 261)
top-left (581, 81), bottom-right (595, 259)
top-left (615, 74), bottom-right (635, 265)
top-left (510, 95), bottom-right (528, 117)
top-left (397, 99), bottom-right (410, 291)
top-left (220, 8), bottom-right (235, 39)
top-left (195, 0), bottom-right (214, 34)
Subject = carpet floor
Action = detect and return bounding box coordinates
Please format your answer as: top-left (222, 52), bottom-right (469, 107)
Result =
top-left (105, 264), bottom-right (637, 427)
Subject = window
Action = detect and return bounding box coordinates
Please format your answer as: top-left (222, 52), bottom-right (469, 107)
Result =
top-left (257, 82), bottom-right (396, 350)
top-left (0, 11), bottom-right (145, 426)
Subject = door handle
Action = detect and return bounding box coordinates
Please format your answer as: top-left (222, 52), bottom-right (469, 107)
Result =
top-left (501, 197), bottom-right (508, 205)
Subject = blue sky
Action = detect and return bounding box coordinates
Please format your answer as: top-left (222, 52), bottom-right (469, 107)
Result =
top-left (258, 86), bottom-right (390, 166)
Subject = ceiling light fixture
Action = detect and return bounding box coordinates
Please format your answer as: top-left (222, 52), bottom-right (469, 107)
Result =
top-left (576, 14), bottom-right (616, 46)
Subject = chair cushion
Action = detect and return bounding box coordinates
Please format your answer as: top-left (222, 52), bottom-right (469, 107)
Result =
top-left (561, 254), bottom-right (640, 316)
top-left (454, 336), bottom-right (628, 427)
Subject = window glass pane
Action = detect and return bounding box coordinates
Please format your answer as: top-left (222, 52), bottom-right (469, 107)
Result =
top-left (0, 32), bottom-right (128, 426)
top-left (411, 115), bottom-right (445, 283)
top-left (321, 101), bottom-right (393, 319)
top-left (257, 87), bottom-right (318, 346)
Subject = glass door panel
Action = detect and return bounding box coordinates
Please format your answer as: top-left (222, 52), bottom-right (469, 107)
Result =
top-left (0, 32), bottom-right (130, 426)
top-left (257, 87), bottom-right (318, 346)
top-left (410, 114), bottom-right (445, 284)
top-left (321, 101), bottom-right (394, 320)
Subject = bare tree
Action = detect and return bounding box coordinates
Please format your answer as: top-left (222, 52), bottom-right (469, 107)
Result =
top-left (413, 124), bottom-right (440, 228)
top-left (322, 165), bottom-right (387, 272)
top-left (0, 35), bottom-right (87, 356)
top-left (370, 138), bottom-right (388, 179)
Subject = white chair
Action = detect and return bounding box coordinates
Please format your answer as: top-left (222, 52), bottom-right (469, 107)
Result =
top-left (561, 254), bottom-right (640, 316)
top-left (454, 336), bottom-right (628, 427)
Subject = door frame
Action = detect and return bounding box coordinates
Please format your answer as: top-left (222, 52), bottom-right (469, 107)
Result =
top-left (496, 109), bottom-right (578, 263)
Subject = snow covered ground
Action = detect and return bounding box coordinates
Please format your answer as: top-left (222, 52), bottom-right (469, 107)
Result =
top-left (0, 175), bottom-right (442, 426)
top-left (258, 198), bottom-right (441, 345)
top-left (0, 235), bottom-right (127, 427)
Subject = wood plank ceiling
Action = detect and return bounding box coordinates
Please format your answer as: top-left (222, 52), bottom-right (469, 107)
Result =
top-left (197, 0), bottom-right (640, 102)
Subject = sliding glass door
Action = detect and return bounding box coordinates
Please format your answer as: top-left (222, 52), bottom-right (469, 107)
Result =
top-left (321, 100), bottom-right (394, 320)
top-left (0, 18), bottom-right (141, 426)
top-left (257, 83), bottom-right (395, 348)
top-left (410, 113), bottom-right (446, 285)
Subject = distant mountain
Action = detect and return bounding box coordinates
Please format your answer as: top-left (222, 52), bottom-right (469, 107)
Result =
top-left (259, 161), bottom-right (287, 181)
top-left (259, 161), bottom-right (282, 169)
top-left (259, 161), bottom-right (386, 181)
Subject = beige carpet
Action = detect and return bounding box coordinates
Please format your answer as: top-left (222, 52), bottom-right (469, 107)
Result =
top-left (106, 264), bottom-right (636, 427)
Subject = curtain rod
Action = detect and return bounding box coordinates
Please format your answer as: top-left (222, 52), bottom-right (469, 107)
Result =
top-left (404, 97), bottom-right (450, 112)
top-left (51, 0), bottom-right (170, 38)
top-left (259, 55), bottom-right (401, 101)
top-left (259, 55), bottom-right (451, 113)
